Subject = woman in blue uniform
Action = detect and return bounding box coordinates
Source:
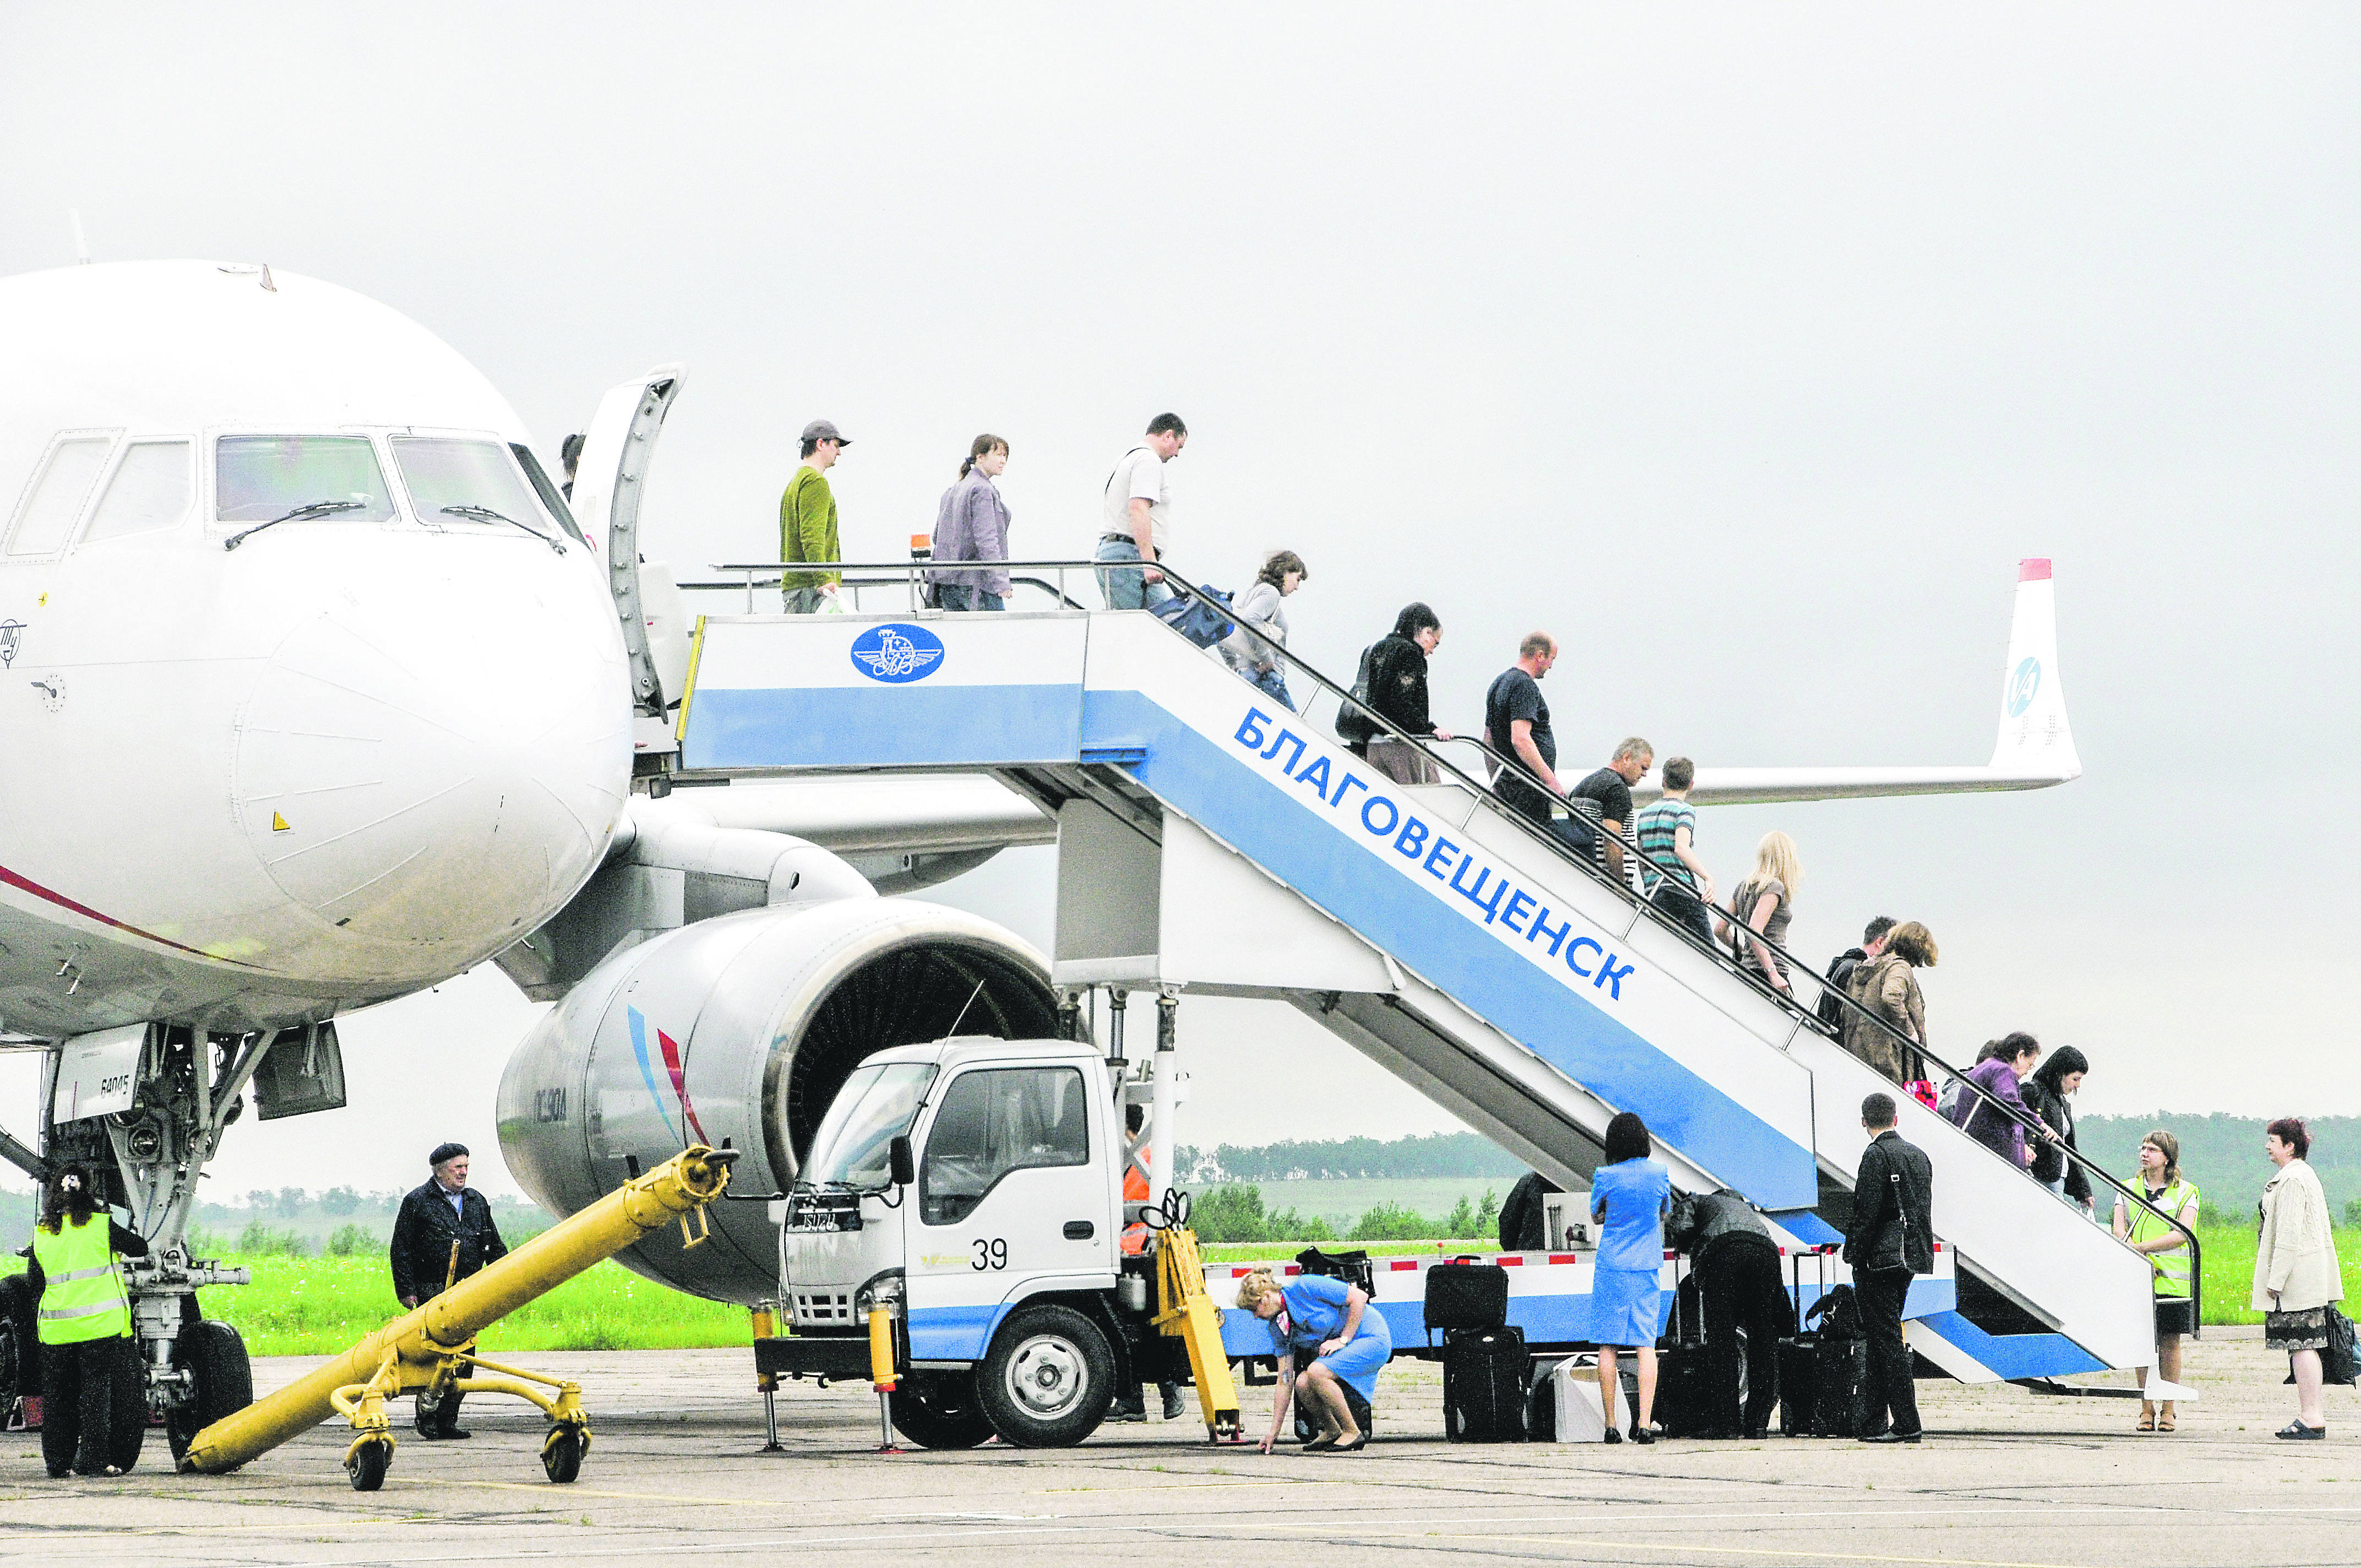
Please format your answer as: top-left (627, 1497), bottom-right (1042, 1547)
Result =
top-left (1237, 1267), bottom-right (1391, 1454)
top-left (1590, 1110), bottom-right (1672, 1443)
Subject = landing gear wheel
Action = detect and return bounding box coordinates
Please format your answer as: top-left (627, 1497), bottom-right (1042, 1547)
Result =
top-left (106, 1338), bottom-right (146, 1475)
top-left (890, 1373), bottom-right (995, 1450)
top-left (542, 1424), bottom-right (589, 1484)
top-left (166, 1321), bottom-right (254, 1461)
top-left (974, 1304), bottom-right (1114, 1448)
top-left (347, 1438), bottom-right (392, 1491)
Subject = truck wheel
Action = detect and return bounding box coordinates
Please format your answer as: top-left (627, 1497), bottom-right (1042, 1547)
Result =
top-left (166, 1321), bottom-right (255, 1460)
top-left (890, 1373), bottom-right (995, 1450)
top-left (0, 1274), bottom-right (41, 1420)
top-left (976, 1304), bottom-right (1114, 1448)
top-left (106, 1337), bottom-right (148, 1474)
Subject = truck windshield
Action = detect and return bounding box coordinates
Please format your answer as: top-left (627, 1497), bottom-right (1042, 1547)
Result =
top-left (803, 1063), bottom-right (937, 1188)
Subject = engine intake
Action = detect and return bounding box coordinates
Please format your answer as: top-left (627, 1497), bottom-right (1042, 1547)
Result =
top-left (496, 897), bottom-right (1058, 1304)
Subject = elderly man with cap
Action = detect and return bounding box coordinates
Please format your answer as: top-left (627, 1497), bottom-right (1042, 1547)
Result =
top-left (780, 418), bottom-right (850, 612)
top-left (389, 1142), bottom-right (510, 1439)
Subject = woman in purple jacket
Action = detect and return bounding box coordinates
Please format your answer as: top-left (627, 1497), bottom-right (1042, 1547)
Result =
top-left (1957, 1033), bottom-right (2046, 1169)
top-left (928, 434), bottom-right (1013, 610)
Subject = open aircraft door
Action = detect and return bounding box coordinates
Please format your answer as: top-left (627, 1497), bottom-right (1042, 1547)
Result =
top-left (572, 365), bottom-right (691, 760)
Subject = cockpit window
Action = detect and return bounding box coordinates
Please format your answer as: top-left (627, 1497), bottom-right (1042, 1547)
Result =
top-left (391, 438), bottom-right (556, 538)
top-left (216, 436), bottom-right (396, 524)
top-left (83, 441), bottom-right (193, 543)
top-left (6, 436), bottom-right (115, 556)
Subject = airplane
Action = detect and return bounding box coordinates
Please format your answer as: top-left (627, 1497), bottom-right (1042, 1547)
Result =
top-left (0, 258), bottom-right (2077, 1451)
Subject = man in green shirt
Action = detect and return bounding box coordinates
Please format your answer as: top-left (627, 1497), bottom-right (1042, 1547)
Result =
top-left (780, 419), bottom-right (850, 612)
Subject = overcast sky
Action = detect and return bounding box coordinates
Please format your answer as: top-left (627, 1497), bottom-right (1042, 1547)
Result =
top-left (3, 5), bottom-right (2355, 1199)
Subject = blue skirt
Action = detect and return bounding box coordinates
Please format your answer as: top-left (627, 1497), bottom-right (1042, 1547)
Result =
top-left (1307, 1319), bottom-right (1393, 1406)
top-left (1590, 1265), bottom-right (1663, 1349)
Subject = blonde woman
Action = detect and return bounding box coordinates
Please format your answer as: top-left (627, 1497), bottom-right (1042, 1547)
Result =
top-left (1237, 1266), bottom-right (1390, 1455)
top-left (1717, 832), bottom-right (1802, 995)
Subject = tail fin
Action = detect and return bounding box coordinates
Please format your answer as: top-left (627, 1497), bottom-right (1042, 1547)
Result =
top-left (1985, 558), bottom-right (2080, 780)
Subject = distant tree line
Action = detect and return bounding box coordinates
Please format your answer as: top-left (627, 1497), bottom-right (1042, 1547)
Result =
top-left (1188, 1183), bottom-right (1500, 1244)
top-left (2078, 1114), bottom-right (2361, 1222)
top-left (1179, 1132), bottom-right (1528, 1182)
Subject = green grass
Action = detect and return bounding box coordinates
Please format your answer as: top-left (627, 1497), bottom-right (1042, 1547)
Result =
top-left (2, 1251), bottom-right (748, 1358)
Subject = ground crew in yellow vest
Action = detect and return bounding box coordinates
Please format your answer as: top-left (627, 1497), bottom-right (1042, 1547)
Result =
top-left (25, 1163), bottom-right (149, 1478)
top-left (389, 1141), bottom-right (510, 1439)
top-left (2113, 1128), bottom-right (2201, 1434)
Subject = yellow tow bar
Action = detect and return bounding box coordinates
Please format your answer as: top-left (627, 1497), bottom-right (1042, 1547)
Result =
top-left (1153, 1224), bottom-right (1242, 1442)
top-left (179, 1145), bottom-right (735, 1489)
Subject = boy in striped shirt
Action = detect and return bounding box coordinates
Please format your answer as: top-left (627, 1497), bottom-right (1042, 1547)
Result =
top-left (1636, 756), bottom-right (1715, 946)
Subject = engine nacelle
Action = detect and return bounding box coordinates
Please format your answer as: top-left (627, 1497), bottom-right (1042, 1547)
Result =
top-left (496, 897), bottom-right (1060, 1304)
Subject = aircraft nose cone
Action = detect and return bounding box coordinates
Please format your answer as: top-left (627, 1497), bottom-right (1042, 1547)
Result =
top-left (234, 571), bottom-right (631, 952)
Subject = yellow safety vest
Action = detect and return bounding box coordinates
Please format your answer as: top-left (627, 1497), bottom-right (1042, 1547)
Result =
top-left (2122, 1177), bottom-right (2197, 1299)
top-left (31, 1213), bottom-right (130, 1344)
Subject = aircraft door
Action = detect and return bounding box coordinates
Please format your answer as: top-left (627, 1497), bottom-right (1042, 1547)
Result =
top-left (904, 1064), bottom-right (1111, 1359)
top-left (569, 365), bottom-right (688, 755)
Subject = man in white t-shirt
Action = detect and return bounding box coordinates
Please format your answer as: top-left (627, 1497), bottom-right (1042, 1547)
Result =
top-left (1094, 412), bottom-right (1188, 609)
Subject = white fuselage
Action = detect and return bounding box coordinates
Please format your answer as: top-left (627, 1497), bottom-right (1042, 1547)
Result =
top-left (0, 262), bottom-right (632, 1039)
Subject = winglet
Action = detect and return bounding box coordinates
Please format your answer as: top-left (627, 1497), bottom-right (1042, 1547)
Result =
top-left (1987, 558), bottom-right (2080, 780)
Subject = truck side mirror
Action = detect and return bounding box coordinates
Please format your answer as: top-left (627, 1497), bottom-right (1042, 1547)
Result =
top-left (889, 1135), bottom-right (915, 1189)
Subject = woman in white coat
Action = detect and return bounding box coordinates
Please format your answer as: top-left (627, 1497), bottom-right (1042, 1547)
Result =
top-left (2255, 1117), bottom-right (2345, 1439)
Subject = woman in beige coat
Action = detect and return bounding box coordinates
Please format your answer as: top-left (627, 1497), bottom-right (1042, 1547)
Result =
top-left (2254, 1117), bottom-right (2344, 1439)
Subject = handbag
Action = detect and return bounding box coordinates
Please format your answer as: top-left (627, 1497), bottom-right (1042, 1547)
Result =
top-left (1151, 582), bottom-right (1236, 649)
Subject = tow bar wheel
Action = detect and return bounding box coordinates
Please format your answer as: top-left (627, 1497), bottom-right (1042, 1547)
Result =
top-left (542, 1423), bottom-right (590, 1484)
top-left (346, 1436), bottom-right (392, 1493)
top-left (975, 1304), bottom-right (1114, 1447)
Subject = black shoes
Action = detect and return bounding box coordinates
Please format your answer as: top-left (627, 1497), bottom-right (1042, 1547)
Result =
top-left (1629, 1423), bottom-right (1658, 1445)
top-left (1861, 1429), bottom-right (1922, 1445)
top-left (1162, 1392), bottom-right (1187, 1421)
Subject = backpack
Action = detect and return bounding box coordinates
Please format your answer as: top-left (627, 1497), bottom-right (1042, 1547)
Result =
top-left (1336, 643), bottom-right (1381, 746)
top-left (1804, 1284), bottom-right (1863, 1339)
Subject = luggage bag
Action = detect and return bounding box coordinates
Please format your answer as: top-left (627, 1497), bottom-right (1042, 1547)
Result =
top-left (1777, 1246), bottom-right (1832, 1438)
top-left (1652, 1254), bottom-right (1716, 1438)
top-left (1443, 1325), bottom-right (1527, 1442)
top-left (1423, 1256), bottom-right (1510, 1341)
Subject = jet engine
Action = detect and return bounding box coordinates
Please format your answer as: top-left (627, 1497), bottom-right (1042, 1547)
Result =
top-left (496, 896), bottom-right (1060, 1304)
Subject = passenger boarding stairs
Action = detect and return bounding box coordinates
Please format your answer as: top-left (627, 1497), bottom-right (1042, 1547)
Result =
top-left (676, 604), bottom-right (2170, 1383)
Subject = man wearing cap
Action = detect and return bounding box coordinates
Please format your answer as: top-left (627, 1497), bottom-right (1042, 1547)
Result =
top-left (390, 1143), bottom-right (510, 1438)
top-left (780, 420), bottom-right (850, 612)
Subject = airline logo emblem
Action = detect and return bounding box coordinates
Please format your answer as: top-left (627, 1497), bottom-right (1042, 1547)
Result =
top-left (626, 1005), bottom-right (710, 1147)
top-left (2006, 656), bottom-right (2042, 718)
top-left (850, 623), bottom-right (946, 683)
top-left (0, 619), bottom-right (20, 667)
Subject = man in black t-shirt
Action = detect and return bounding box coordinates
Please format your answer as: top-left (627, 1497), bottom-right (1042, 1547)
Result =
top-left (1567, 737), bottom-right (1653, 888)
top-left (1484, 632), bottom-right (1564, 823)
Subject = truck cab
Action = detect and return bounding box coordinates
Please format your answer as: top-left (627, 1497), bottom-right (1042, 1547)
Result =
top-left (769, 1036), bottom-right (1150, 1447)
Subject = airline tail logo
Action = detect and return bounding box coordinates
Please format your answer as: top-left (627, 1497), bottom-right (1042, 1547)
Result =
top-left (2005, 656), bottom-right (2042, 718)
top-left (627, 1005), bottom-right (709, 1147)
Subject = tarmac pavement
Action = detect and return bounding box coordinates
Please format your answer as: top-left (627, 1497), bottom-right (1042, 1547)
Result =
top-left (2, 1327), bottom-right (2356, 1566)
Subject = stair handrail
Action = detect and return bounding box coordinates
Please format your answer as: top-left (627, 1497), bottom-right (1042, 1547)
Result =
top-left (1156, 575), bottom-right (2202, 1335)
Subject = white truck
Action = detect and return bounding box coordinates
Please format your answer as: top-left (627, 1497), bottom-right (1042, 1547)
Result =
top-left (761, 1035), bottom-right (1242, 1449)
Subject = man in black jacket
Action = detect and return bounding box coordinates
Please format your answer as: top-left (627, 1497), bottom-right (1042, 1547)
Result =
top-left (1668, 1189), bottom-right (1788, 1438)
top-left (1818, 917), bottom-right (1894, 1030)
top-left (1497, 1170), bottom-right (1563, 1251)
top-left (1842, 1094), bottom-right (1934, 1444)
top-left (390, 1142), bottom-right (510, 1438)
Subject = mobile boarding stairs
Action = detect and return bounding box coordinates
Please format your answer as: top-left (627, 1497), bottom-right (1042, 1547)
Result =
top-left (671, 571), bottom-right (2191, 1387)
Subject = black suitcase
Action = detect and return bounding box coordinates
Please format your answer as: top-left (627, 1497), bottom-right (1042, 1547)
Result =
top-left (1652, 1255), bottom-right (1716, 1438)
top-left (1443, 1325), bottom-right (1527, 1442)
top-left (1290, 1347), bottom-right (1375, 1443)
top-left (1424, 1256), bottom-right (1510, 1342)
top-left (1777, 1246), bottom-right (1835, 1438)
top-left (1810, 1335), bottom-right (1874, 1438)
top-left (1776, 1334), bottom-right (1820, 1437)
